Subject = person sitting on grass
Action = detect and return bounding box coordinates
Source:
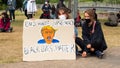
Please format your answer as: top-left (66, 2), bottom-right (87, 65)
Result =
top-left (0, 12), bottom-right (13, 32)
top-left (75, 9), bottom-right (107, 59)
top-left (104, 12), bottom-right (118, 27)
top-left (57, 7), bottom-right (80, 55)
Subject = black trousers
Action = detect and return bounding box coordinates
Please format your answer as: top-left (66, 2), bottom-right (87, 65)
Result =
top-left (24, 10), bottom-right (28, 19)
top-left (75, 37), bottom-right (86, 52)
top-left (9, 10), bottom-right (15, 20)
top-left (75, 37), bottom-right (105, 53)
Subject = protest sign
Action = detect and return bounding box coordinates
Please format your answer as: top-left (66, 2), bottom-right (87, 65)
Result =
top-left (23, 19), bottom-right (76, 61)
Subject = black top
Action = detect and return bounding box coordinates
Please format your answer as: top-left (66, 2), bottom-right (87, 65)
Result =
top-left (82, 21), bottom-right (107, 51)
top-left (42, 4), bottom-right (51, 12)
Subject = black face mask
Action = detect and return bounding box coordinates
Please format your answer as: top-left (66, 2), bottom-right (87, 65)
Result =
top-left (85, 19), bottom-right (91, 23)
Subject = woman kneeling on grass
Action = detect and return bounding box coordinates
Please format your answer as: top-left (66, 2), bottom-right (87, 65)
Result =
top-left (75, 9), bottom-right (107, 59)
top-left (0, 12), bottom-right (13, 32)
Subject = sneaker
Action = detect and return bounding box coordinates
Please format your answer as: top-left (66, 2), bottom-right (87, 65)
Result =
top-left (95, 50), bottom-right (104, 59)
top-left (7, 27), bottom-right (13, 32)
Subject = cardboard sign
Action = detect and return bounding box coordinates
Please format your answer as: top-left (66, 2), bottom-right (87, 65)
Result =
top-left (23, 19), bottom-right (76, 61)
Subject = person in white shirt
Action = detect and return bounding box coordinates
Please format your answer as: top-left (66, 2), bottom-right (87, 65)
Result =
top-left (27, 0), bottom-right (37, 19)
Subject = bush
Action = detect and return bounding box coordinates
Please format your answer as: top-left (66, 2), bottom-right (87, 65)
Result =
top-left (0, 4), bottom-right (7, 10)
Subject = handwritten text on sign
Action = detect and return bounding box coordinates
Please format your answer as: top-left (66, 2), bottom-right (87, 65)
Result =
top-left (24, 45), bottom-right (75, 55)
top-left (24, 20), bottom-right (74, 27)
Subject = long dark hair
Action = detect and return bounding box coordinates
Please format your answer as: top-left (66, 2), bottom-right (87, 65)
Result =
top-left (57, 7), bottom-right (69, 19)
top-left (84, 9), bottom-right (95, 22)
top-left (1, 12), bottom-right (9, 19)
top-left (1, 12), bottom-right (10, 23)
top-left (51, 5), bottom-right (56, 14)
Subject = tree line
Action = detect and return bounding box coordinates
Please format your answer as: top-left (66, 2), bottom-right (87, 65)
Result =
top-left (0, 0), bottom-right (120, 10)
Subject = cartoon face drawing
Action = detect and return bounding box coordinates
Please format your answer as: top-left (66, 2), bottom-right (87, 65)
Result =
top-left (38, 25), bottom-right (59, 44)
top-left (42, 28), bottom-right (55, 44)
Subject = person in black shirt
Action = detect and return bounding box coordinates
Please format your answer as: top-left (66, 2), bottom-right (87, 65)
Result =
top-left (75, 9), bottom-right (107, 59)
top-left (41, 1), bottom-right (51, 19)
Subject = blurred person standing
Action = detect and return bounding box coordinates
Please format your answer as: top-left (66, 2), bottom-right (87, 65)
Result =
top-left (7, 0), bottom-right (16, 21)
top-left (27, 0), bottom-right (37, 19)
top-left (41, 1), bottom-right (51, 19)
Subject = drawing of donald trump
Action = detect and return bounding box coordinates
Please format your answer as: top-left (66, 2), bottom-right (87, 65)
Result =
top-left (38, 25), bottom-right (59, 44)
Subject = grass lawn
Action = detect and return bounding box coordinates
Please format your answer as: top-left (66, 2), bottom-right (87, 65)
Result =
top-left (0, 10), bottom-right (120, 64)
